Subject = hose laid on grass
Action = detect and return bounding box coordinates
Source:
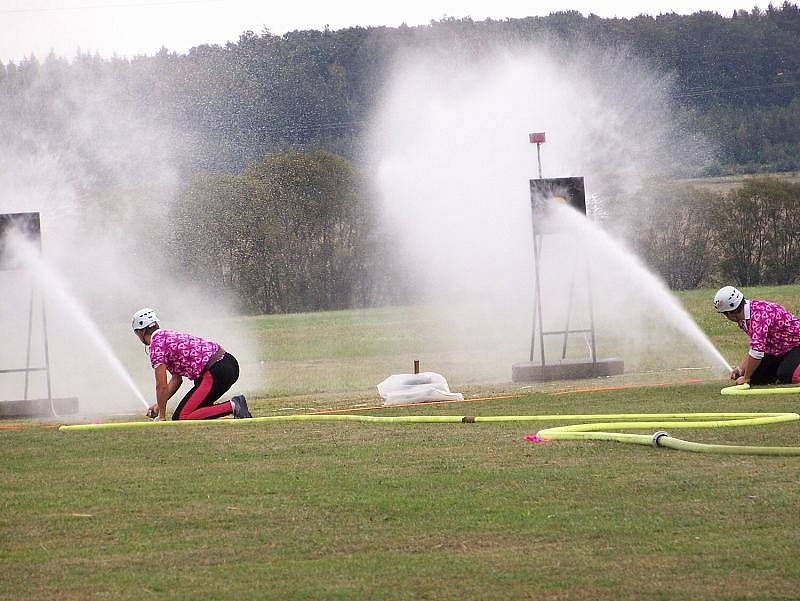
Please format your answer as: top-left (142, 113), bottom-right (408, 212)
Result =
top-left (721, 383), bottom-right (800, 395)
top-left (59, 411), bottom-right (800, 456)
top-left (530, 412), bottom-right (800, 455)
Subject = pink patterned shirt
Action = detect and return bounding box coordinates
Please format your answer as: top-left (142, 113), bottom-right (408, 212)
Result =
top-left (148, 329), bottom-right (220, 380)
top-left (738, 300), bottom-right (800, 358)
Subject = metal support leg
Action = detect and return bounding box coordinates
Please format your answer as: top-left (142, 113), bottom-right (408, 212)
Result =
top-left (561, 273), bottom-right (575, 359)
top-left (529, 203), bottom-right (538, 362)
top-left (530, 233), bottom-right (546, 366)
top-left (41, 298), bottom-right (54, 415)
top-left (586, 258), bottom-right (597, 367)
top-left (23, 281), bottom-right (35, 400)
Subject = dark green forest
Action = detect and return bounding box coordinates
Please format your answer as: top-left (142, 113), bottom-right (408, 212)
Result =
top-left (1, 5), bottom-right (799, 311)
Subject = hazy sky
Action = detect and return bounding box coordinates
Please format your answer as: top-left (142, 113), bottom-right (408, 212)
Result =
top-left (0, 0), bottom-right (770, 63)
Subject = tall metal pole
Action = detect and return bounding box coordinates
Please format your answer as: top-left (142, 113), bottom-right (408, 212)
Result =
top-left (536, 143), bottom-right (543, 179)
top-left (529, 206), bottom-right (537, 362)
top-left (530, 232), bottom-right (546, 366)
top-left (528, 133), bottom-right (547, 367)
top-left (530, 138), bottom-right (545, 365)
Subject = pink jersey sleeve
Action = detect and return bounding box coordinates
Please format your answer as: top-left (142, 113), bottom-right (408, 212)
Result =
top-left (149, 334), bottom-right (167, 368)
top-left (748, 305), bottom-right (774, 354)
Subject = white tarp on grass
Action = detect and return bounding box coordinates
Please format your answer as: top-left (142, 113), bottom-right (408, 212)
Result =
top-left (377, 372), bottom-right (464, 406)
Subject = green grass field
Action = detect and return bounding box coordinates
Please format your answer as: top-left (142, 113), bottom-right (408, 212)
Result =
top-left (3, 286), bottom-right (800, 600)
top-left (682, 171), bottom-right (800, 194)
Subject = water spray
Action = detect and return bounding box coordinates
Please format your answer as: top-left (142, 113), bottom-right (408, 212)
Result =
top-left (549, 205), bottom-right (732, 375)
top-left (8, 233), bottom-right (149, 410)
top-left (371, 45), bottom-right (729, 379)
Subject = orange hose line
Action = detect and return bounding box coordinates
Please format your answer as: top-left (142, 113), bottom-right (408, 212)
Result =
top-left (312, 379), bottom-right (708, 414)
top-left (551, 378), bottom-right (705, 395)
top-left (0, 423), bottom-right (60, 431)
top-left (313, 393), bottom-right (525, 414)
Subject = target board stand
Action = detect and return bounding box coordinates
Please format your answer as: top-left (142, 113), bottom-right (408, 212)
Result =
top-left (0, 212), bottom-right (78, 418)
top-left (512, 133), bottom-right (624, 382)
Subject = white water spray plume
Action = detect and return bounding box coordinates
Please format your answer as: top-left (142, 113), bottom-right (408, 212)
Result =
top-left (369, 42), bottom-right (729, 380)
top-left (0, 62), bottom-right (258, 416)
top-left (6, 232), bottom-right (149, 409)
top-left (546, 204), bottom-right (732, 374)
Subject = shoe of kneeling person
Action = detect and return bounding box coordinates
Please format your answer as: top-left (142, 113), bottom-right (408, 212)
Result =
top-left (232, 395), bottom-right (252, 419)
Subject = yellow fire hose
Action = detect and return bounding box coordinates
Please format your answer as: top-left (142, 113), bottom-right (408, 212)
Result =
top-left (721, 382), bottom-right (800, 395)
top-left (531, 412), bottom-right (800, 455)
top-left (59, 411), bottom-right (800, 456)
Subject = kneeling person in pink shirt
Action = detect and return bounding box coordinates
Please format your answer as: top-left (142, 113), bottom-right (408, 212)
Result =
top-left (132, 308), bottom-right (252, 420)
top-left (714, 286), bottom-right (800, 386)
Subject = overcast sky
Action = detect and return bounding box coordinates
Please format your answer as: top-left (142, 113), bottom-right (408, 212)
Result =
top-left (0, 0), bottom-right (771, 63)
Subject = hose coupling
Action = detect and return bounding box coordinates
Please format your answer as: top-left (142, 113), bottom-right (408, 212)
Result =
top-left (652, 430), bottom-right (671, 449)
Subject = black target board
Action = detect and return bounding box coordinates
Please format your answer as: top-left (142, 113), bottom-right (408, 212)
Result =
top-left (529, 177), bottom-right (586, 225)
top-left (0, 212), bottom-right (41, 270)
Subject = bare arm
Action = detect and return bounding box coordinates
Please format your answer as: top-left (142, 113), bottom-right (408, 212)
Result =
top-left (736, 355), bottom-right (762, 385)
top-left (153, 365), bottom-right (182, 420)
top-left (167, 372), bottom-right (183, 398)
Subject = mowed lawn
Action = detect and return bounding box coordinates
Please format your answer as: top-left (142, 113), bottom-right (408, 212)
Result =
top-left (2, 286), bottom-right (800, 600)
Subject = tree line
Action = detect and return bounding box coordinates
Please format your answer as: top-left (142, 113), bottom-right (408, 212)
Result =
top-left (2, 8), bottom-right (799, 312)
top-left (170, 150), bottom-right (390, 313)
top-left (632, 178), bottom-right (800, 289)
top-left (171, 146), bottom-right (800, 313)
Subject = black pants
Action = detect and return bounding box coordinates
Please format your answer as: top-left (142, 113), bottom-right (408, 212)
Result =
top-left (750, 346), bottom-right (800, 385)
top-left (172, 353), bottom-right (240, 420)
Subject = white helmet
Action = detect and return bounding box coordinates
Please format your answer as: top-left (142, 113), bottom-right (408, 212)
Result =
top-left (713, 286), bottom-right (744, 313)
top-left (131, 308), bottom-right (159, 331)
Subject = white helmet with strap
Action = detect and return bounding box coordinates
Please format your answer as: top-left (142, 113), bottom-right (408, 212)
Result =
top-left (132, 308), bottom-right (159, 331)
top-left (713, 286), bottom-right (744, 313)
